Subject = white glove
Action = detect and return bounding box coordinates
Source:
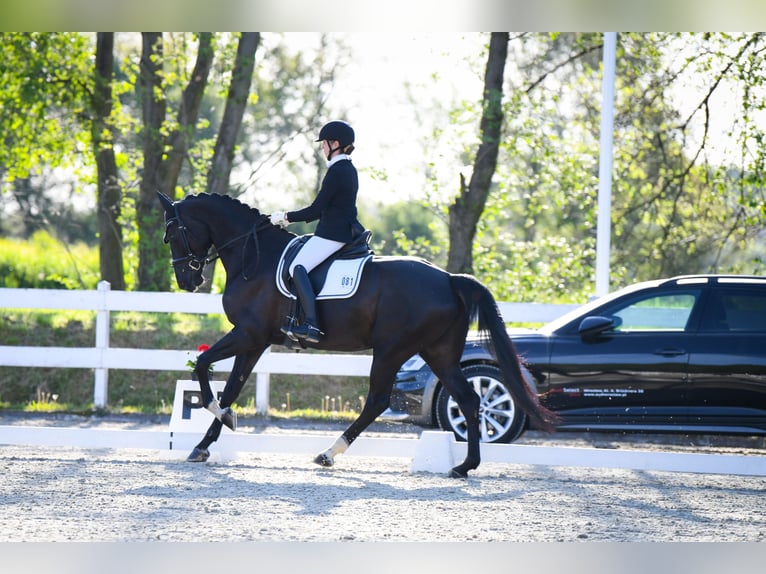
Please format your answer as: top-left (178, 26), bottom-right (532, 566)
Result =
top-left (270, 211), bottom-right (289, 227)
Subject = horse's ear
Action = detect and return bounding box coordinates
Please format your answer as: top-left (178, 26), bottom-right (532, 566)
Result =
top-left (157, 191), bottom-right (174, 214)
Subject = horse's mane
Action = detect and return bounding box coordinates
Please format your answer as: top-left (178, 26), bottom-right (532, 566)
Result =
top-left (183, 193), bottom-right (270, 225)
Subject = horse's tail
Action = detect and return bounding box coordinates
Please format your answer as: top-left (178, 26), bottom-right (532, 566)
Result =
top-left (450, 274), bottom-right (560, 433)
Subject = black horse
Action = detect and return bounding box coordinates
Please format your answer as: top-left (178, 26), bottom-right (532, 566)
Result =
top-left (158, 192), bottom-right (558, 478)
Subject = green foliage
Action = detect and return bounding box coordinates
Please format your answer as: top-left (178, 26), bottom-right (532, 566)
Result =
top-left (2, 32), bottom-right (766, 302)
top-left (474, 233), bottom-right (596, 305)
top-left (427, 33), bottom-right (766, 299)
top-left (607, 33), bottom-right (766, 281)
top-left (364, 200), bottom-right (442, 257)
top-left (0, 231), bottom-right (99, 289)
top-left (0, 33), bottom-right (93, 183)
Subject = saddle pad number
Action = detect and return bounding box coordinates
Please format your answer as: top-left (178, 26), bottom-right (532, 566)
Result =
top-left (316, 258), bottom-right (370, 300)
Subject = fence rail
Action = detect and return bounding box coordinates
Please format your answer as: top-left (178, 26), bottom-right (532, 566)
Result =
top-left (0, 281), bottom-right (577, 412)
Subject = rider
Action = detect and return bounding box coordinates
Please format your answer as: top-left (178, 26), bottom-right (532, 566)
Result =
top-left (270, 120), bottom-right (361, 344)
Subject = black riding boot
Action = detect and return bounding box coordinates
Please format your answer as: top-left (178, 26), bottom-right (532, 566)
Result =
top-left (290, 265), bottom-right (322, 343)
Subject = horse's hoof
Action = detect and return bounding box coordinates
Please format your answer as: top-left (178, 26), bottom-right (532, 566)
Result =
top-left (221, 407), bottom-right (237, 431)
top-left (314, 453), bottom-right (334, 467)
top-left (187, 447), bottom-right (210, 463)
top-left (448, 466), bottom-right (469, 479)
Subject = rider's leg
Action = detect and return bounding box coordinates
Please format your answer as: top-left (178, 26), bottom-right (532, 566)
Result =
top-left (284, 236), bottom-right (344, 342)
top-left (289, 265), bottom-right (321, 343)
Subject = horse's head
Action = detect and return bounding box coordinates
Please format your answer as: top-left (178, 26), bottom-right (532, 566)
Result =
top-left (158, 192), bottom-right (212, 292)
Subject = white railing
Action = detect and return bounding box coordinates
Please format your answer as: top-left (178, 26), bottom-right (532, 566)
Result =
top-left (0, 281), bottom-right (577, 412)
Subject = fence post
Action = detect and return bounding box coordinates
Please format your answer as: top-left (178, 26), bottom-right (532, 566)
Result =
top-left (94, 280), bottom-right (111, 409)
top-left (255, 346), bottom-right (271, 414)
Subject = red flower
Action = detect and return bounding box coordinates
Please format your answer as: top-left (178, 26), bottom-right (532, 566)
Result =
top-left (187, 344), bottom-right (213, 372)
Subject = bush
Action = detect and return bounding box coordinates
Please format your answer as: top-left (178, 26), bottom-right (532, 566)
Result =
top-left (0, 231), bottom-right (100, 289)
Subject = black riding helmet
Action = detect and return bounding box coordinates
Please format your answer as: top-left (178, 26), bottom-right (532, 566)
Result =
top-left (316, 120), bottom-right (355, 150)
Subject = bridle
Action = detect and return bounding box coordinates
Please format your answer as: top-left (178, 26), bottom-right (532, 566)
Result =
top-left (164, 201), bottom-right (271, 279)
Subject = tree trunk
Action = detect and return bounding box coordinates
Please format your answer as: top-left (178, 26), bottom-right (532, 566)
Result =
top-left (207, 32), bottom-right (260, 195)
top-left (199, 32), bottom-right (260, 292)
top-left (158, 32), bottom-right (214, 199)
top-left (136, 32), bottom-right (168, 291)
top-left (92, 32), bottom-right (125, 290)
top-left (137, 33), bottom-right (214, 291)
top-left (447, 32), bottom-right (508, 274)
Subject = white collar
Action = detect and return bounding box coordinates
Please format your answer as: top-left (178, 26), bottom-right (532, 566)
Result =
top-left (327, 154), bottom-right (351, 168)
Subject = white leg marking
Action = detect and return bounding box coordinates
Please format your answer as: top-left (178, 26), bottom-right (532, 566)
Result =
top-left (206, 399), bottom-right (224, 420)
top-left (321, 435), bottom-right (349, 462)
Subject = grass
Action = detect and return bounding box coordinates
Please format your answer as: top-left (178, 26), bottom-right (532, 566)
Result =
top-left (0, 309), bottom-right (370, 420)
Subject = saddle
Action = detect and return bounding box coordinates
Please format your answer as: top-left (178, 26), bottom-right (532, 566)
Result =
top-left (276, 230), bottom-right (374, 301)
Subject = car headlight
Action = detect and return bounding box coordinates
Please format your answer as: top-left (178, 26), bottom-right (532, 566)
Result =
top-left (400, 355), bottom-right (426, 372)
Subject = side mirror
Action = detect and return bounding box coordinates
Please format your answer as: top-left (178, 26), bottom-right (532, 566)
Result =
top-left (578, 316), bottom-right (617, 339)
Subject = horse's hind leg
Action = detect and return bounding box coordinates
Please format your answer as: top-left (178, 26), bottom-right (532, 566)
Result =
top-left (434, 365), bottom-right (481, 478)
top-left (421, 342), bottom-right (481, 478)
top-left (314, 351), bottom-right (406, 467)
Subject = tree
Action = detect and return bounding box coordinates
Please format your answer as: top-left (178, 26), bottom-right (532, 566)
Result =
top-left (136, 33), bottom-right (169, 291)
top-left (0, 33), bottom-right (127, 288)
top-left (199, 32), bottom-right (259, 291)
top-left (92, 32), bottom-right (125, 290)
top-left (595, 33), bottom-right (766, 282)
top-left (207, 33), bottom-right (259, 196)
top-left (0, 33), bottom-right (92, 182)
top-left (442, 32), bottom-right (766, 302)
top-left (134, 32), bottom-right (260, 291)
top-left (446, 32), bottom-right (508, 274)
top-left (136, 32), bottom-right (216, 291)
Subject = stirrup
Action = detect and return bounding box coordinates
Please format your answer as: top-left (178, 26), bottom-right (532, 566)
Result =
top-left (291, 322), bottom-right (323, 344)
top-left (280, 321), bottom-right (299, 342)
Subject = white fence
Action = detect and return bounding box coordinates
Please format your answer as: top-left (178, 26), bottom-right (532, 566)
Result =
top-left (0, 281), bottom-right (577, 412)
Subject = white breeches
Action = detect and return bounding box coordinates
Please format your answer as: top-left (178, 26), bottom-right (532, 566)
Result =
top-left (289, 235), bottom-right (345, 276)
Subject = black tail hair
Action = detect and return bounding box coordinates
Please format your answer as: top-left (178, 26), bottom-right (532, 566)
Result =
top-left (450, 274), bottom-right (560, 432)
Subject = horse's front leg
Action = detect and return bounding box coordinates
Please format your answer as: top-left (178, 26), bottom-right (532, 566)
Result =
top-left (187, 418), bottom-right (224, 462)
top-left (187, 332), bottom-right (267, 462)
top-left (193, 327), bottom-right (257, 429)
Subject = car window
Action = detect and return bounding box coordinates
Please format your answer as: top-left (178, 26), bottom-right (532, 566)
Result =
top-left (607, 293), bottom-right (698, 332)
top-left (703, 289), bottom-right (766, 333)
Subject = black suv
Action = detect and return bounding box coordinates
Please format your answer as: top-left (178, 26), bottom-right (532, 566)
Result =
top-left (384, 275), bottom-right (766, 443)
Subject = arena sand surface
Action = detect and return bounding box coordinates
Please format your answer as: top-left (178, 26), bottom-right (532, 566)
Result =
top-left (1, 412), bottom-right (765, 543)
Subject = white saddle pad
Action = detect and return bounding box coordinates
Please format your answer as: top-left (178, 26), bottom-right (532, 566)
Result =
top-left (276, 238), bottom-right (372, 300)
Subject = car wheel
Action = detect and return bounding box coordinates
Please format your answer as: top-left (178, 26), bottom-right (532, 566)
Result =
top-left (435, 364), bottom-right (528, 444)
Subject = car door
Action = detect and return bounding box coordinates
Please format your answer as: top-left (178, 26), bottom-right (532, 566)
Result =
top-left (544, 288), bottom-right (700, 426)
top-left (687, 283), bottom-right (766, 431)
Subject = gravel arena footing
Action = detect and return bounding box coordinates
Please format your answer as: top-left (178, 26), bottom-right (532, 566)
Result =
top-left (2, 413), bottom-right (766, 574)
top-left (1, 412), bottom-right (766, 546)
